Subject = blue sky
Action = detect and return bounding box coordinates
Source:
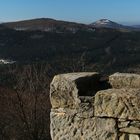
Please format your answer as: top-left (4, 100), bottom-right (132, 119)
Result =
top-left (0, 0), bottom-right (140, 25)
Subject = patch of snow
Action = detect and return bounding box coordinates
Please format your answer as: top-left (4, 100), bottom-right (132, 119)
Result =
top-left (100, 22), bottom-right (108, 25)
top-left (14, 27), bottom-right (28, 31)
top-left (87, 28), bottom-right (96, 32)
top-left (0, 59), bottom-right (16, 64)
top-left (102, 19), bottom-right (110, 23)
top-left (95, 19), bottom-right (111, 25)
top-left (44, 27), bottom-right (54, 32)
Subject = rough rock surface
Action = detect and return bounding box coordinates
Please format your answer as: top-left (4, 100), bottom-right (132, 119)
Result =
top-left (77, 96), bottom-right (94, 118)
top-left (50, 72), bottom-right (140, 140)
top-left (109, 73), bottom-right (140, 88)
top-left (94, 88), bottom-right (140, 120)
top-left (50, 109), bottom-right (117, 140)
top-left (50, 72), bottom-right (100, 109)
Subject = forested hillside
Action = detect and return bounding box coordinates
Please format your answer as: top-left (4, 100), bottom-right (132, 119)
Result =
top-left (0, 25), bottom-right (140, 73)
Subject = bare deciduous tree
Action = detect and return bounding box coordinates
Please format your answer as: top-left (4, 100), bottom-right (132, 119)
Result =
top-left (0, 64), bottom-right (52, 140)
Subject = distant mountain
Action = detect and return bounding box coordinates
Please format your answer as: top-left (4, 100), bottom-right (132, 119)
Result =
top-left (90, 19), bottom-right (123, 29)
top-left (90, 19), bottom-right (140, 31)
top-left (2, 18), bottom-right (93, 33)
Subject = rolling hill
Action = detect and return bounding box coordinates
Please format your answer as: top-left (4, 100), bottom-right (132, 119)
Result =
top-left (2, 18), bottom-right (92, 32)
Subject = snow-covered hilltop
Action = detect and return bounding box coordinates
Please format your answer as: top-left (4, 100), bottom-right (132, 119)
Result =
top-left (90, 19), bottom-right (123, 29)
top-left (94, 19), bottom-right (112, 24)
top-left (89, 19), bottom-right (140, 31)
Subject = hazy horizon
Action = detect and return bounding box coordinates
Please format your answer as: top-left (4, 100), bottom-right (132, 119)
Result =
top-left (0, 0), bottom-right (140, 25)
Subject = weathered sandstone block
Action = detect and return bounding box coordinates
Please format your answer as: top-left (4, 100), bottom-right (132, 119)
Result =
top-left (109, 73), bottom-right (140, 88)
top-left (50, 72), bottom-right (100, 108)
top-left (119, 133), bottom-right (140, 140)
top-left (50, 72), bottom-right (140, 140)
top-left (50, 108), bottom-right (117, 140)
top-left (119, 120), bottom-right (140, 134)
top-left (95, 88), bottom-right (140, 120)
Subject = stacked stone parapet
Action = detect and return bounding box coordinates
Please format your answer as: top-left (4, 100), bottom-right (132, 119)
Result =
top-left (50, 72), bottom-right (140, 140)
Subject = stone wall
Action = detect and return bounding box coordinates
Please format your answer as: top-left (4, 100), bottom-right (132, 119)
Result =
top-left (50, 72), bottom-right (140, 140)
